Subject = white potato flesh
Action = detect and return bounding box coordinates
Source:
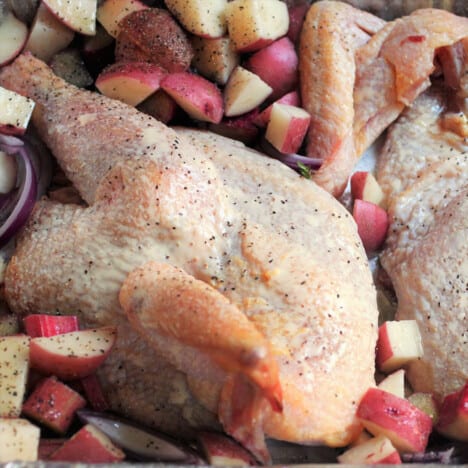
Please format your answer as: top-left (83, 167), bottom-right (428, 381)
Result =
top-left (0, 86), bottom-right (35, 135)
top-left (225, 0), bottom-right (289, 52)
top-left (0, 335), bottom-right (30, 417)
top-left (42, 0), bottom-right (97, 35)
top-left (97, 0), bottom-right (148, 37)
top-left (25, 3), bottom-right (75, 62)
top-left (0, 418), bottom-right (40, 462)
top-left (192, 36), bottom-right (239, 85)
top-left (166, 0), bottom-right (228, 38)
top-left (0, 11), bottom-right (28, 66)
top-left (224, 66), bottom-right (272, 116)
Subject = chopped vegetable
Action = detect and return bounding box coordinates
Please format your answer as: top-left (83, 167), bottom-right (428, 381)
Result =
top-left (77, 409), bottom-right (205, 464)
top-left (22, 376), bottom-right (86, 434)
top-left (0, 135), bottom-right (37, 247)
top-left (23, 314), bottom-right (79, 338)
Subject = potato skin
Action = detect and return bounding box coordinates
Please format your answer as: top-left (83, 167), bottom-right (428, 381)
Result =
top-left (115, 31), bottom-right (152, 63)
top-left (115, 8), bottom-right (194, 73)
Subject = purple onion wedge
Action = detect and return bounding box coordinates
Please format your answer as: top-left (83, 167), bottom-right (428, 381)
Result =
top-left (259, 137), bottom-right (322, 176)
top-left (0, 134), bottom-right (25, 148)
top-left (0, 139), bottom-right (37, 247)
top-left (0, 132), bottom-right (53, 248)
top-left (23, 132), bottom-right (54, 197)
top-left (77, 409), bottom-right (206, 464)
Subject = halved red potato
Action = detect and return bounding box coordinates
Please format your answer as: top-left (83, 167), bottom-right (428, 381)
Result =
top-left (0, 11), bottom-right (28, 66)
top-left (29, 326), bottom-right (117, 380)
top-left (161, 71), bottom-right (223, 123)
top-left (96, 62), bottom-right (167, 106)
top-left (24, 2), bottom-right (75, 62)
top-left (116, 8), bottom-right (193, 73)
top-left (42, 0), bottom-right (97, 35)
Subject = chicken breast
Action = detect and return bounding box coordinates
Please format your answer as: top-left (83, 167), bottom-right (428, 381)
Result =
top-left (0, 54), bottom-right (379, 459)
top-left (377, 87), bottom-right (467, 399)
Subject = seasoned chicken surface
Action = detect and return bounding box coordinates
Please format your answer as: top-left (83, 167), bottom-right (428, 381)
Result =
top-left (377, 88), bottom-right (467, 399)
top-left (300, 3), bottom-right (468, 197)
top-left (299, 1), bottom-right (385, 196)
top-left (0, 55), bottom-right (379, 460)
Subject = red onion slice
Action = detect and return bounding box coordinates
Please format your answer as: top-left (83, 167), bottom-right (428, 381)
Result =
top-left (23, 133), bottom-right (53, 197)
top-left (0, 131), bottom-right (54, 248)
top-left (0, 134), bottom-right (25, 148)
top-left (0, 142), bottom-right (37, 247)
top-left (259, 137), bottom-right (323, 172)
top-left (0, 190), bottom-right (19, 224)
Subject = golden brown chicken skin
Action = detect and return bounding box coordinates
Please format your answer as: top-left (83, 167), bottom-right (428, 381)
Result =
top-left (377, 87), bottom-right (467, 399)
top-left (299, 3), bottom-right (468, 197)
top-left (0, 54), bottom-right (379, 461)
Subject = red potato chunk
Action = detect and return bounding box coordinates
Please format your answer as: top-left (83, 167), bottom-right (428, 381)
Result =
top-left (49, 424), bottom-right (125, 462)
top-left (24, 3), bottom-right (75, 63)
top-left (22, 376), bottom-right (86, 434)
top-left (352, 199), bottom-right (389, 253)
top-left (0, 335), bottom-right (30, 418)
top-left (96, 61), bottom-right (167, 106)
top-left (97, 0), bottom-right (148, 38)
top-left (115, 8), bottom-right (194, 72)
top-left (165, 0), bottom-right (228, 38)
top-left (42, 0), bottom-right (96, 35)
top-left (350, 171), bottom-right (386, 208)
top-left (357, 387), bottom-right (433, 453)
top-left (29, 326), bottom-right (117, 380)
top-left (338, 435), bottom-right (402, 464)
top-left (244, 37), bottom-right (298, 100)
top-left (0, 419), bottom-right (40, 462)
top-left (254, 90), bottom-right (300, 127)
top-left (161, 72), bottom-right (224, 124)
top-left (376, 320), bottom-right (423, 373)
top-left (191, 36), bottom-right (239, 85)
top-left (223, 66), bottom-right (272, 117)
top-left (225, 0), bottom-right (289, 53)
top-left (23, 314), bottom-right (79, 338)
top-left (265, 103), bottom-right (311, 154)
top-left (437, 381), bottom-right (468, 441)
top-left (0, 11), bottom-right (28, 67)
top-left (0, 86), bottom-right (35, 135)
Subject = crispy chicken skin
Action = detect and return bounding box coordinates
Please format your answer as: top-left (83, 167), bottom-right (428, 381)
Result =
top-left (0, 54), bottom-right (379, 459)
top-left (299, 2), bottom-right (468, 197)
top-left (377, 88), bottom-right (467, 398)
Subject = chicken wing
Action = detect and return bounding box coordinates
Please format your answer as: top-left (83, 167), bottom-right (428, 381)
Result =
top-left (299, 1), bottom-right (385, 196)
top-left (299, 2), bottom-right (468, 197)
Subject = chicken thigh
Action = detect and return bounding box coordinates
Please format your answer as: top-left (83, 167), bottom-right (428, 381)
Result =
top-left (0, 54), bottom-right (379, 460)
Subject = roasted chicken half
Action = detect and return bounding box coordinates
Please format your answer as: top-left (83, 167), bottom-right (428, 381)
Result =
top-left (0, 54), bottom-right (379, 461)
top-left (377, 82), bottom-right (467, 399)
